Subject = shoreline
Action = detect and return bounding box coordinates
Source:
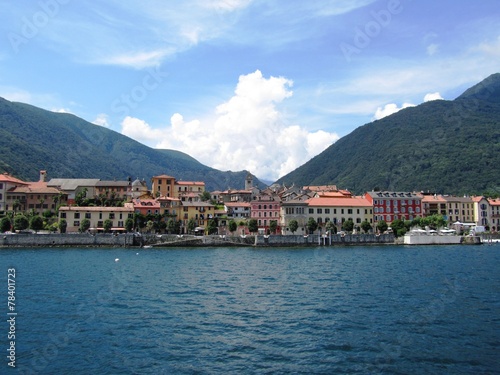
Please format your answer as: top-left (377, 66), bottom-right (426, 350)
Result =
top-left (0, 232), bottom-right (485, 248)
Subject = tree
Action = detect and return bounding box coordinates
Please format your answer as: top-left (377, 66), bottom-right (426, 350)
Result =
top-left (377, 220), bottom-right (388, 234)
top-left (59, 219), bottom-right (67, 233)
top-left (0, 217), bottom-right (12, 232)
top-left (75, 188), bottom-right (88, 206)
top-left (13, 215), bottom-right (29, 231)
top-left (200, 191), bottom-right (211, 202)
top-left (30, 215), bottom-right (44, 232)
top-left (80, 218), bottom-right (91, 233)
top-left (125, 217), bottom-right (134, 232)
top-left (248, 219), bottom-right (258, 234)
top-left (167, 219), bottom-right (176, 234)
top-left (360, 220), bottom-right (372, 234)
top-left (342, 219), bottom-right (354, 233)
top-left (390, 219), bottom-right (408, 237)
top-left (207, 219), bottom-right (218, 235)
top-left (269, 220), bottom-right (278, 234)
top-left (306, 217), bottom-right (318, 234)
top-left (103, 219), bottom-right (113, 233)
top-left (289, 219), bottom-right (299, 234)
top-left (187, 218), bottom-right (196, 234)
top-left (228, 219), bottom-right (237, 233)
top-left (325, 220), bottom-right (336, 234)
top-left (145, 220), bottom-right (154, 233)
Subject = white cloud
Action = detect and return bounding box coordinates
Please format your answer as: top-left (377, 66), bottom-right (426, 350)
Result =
top-left (424, 92), bottom-right (443, 102)
top-left (52, 108), bottom-right (72, 114)
top-left (121, 70), bottom-right (339, 181)
top-left (373, 102), bottom-right (415, 120)
top-left (93, 113), bottom-right (111, 128)
top-left (426, 43), bottom-right (439, 56)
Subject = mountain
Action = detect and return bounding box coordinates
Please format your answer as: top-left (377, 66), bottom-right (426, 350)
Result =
top-left (0, 98), bottom-right (263, 191)
top-left (276, 73), bottom-right (500, 195)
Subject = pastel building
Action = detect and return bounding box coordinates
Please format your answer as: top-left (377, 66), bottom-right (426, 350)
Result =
top-left (366, 191), bottom-right (423, 224)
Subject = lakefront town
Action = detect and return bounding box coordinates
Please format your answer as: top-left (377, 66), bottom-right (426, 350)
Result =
top-left (1, 169), bottom-right (499, 246)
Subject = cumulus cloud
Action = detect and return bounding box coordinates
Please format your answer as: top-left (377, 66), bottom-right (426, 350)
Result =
top-left (121, 70), bottom-right (339, 181)
top-left (373, 102), bottom-right (415, 120)
top-left (93, 113), bottom-right (111, 128)
top-left (424, 92), bottom-right (443, 102)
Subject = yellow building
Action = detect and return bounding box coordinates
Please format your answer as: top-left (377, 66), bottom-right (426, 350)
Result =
top-left (151, 175), bottom-right (176, 198)
top-left (180, 201), bottom-right (215, 233)
top-left (58, 203), bottom-right (134, 232)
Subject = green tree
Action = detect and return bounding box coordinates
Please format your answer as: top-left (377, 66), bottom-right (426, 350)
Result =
top-left (325, 220), bottom-right (336, 234)
top-left (0, 217), bottom-right (12, 232)
top-left (75, 188), bottom-right (88, 206)
top-left (307, 217), bottom-right (318, 234)
top-left (207, 219), bottom-right (218, 235)
top-left (125, 217), bottom-right (134, 232)
top-left (289, 219), bottom-right (299, 234)
top-left (342, 219), bottom-right (354, 233)
top-left (167, 218), bottom-right (176, 234)
top-left (360, 220), bottom-right (372, 234)
top-left (13, 215), bottom-right (29, 231)
top-left (390, 219), bottom-right (408, 237)
top-left (269, 220), bottom-right (278, 234)
top-left (377, 220), bottom-right (388, 234)
top-left (228, 219), bottom-right (237, 233)
top-left (80, 218), bottom-right (91, 233)
top-left (200, 191), bottom-right (211, 202)
top-left (30, 215), bottom-right (44, 232)
top-left (248, 219), bottom-right (258, 234)
top-left (187, 218), bottom-right (196, 233)
top-left (103, 219), bottom-right (113, 233)
top-left (58, 219), bottom-right (67, 233)
top-left (145, 220), bottom-right (154, 233)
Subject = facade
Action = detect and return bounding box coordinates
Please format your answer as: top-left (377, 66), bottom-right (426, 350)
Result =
top-left (224, 202), bottom-right (251, 219)
top-left (422, 194), bottom-right (474, 224)
top-left (151, 175), bottom-right (176, 198)
top-left (8, 171), bottom-right (68, 215)
top-left (487, 198), bottom-right (500, 231)
top-left (472, 196), bottom-right (490, 227)
top-left (132, 199), bottom-right (161, 216)
top-left (95, 180), bottom-right (131, 200)
top-left (59, 204), bottom-right (134, 232)
top-left (280, 195), bottom-right (309, 235)
top-left (306, 195), bottom-right (373, 233)
top-left (175, 181), bottom-right (205, 199)
top-left (0, 173), bottom-right (28, 214)
top-left (180, 201), bottom-right (215, 233)
top-left (251, 191), bottom-right (281, 234)
top-left (366, 191), bottom-right (423, 224)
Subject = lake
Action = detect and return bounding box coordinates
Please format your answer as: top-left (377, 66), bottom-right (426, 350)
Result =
top-left (1, 245), bottom-right (499, 374)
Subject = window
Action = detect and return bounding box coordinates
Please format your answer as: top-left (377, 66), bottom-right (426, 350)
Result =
top-left (109, 213), bottom-right (115, 219)
top-left (309, 208), bottom-right (314, 214)
top-left (317, 208), bottom-right (322, 214)
top-left (73, 221), bottom-right (80, 227)
top-left (74, 213), bottom-right (80, 219)
top-left (325, 209), bottom-right (330, 214)
top-left (60, 212), bottom-right (66, 218)
top-left (85, 213), bottom-right (91, 219)
top-left (348, 209), bottom-right (353, 214)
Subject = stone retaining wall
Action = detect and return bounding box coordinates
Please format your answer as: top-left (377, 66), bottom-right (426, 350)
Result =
top-left (1, 233), bottom-right (136, 247)
top-left (255, 234), bottom-right (395, 246)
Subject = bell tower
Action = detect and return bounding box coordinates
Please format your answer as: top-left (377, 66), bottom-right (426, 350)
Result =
top-left (245, 172), bottom-right (253, 190)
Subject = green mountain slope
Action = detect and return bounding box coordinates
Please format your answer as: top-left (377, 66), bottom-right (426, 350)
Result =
top-left (0, 98), bottom-right (261, 191)
top-left (276, 73), bottom-right (500, 195)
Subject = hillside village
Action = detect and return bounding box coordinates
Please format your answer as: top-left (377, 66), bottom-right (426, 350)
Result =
top-left (1, 170), bottom-right (499, 236)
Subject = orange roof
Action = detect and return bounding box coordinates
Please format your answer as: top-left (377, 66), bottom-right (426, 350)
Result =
top-left (225, 202), bottom-right (251, 207)
top-left (59, 206), bottom-right (134, 212)
top-left (0, 173), bottom-right (27, 185)
top-left (422, 195), bottom-right (447, 203)
top-left (176, 181), bottom-right (205, 186)
top-left (488, 198), bottom-right (500, 206)
top-left (152, 174), bottom-right (176, 179)
top-left (316, 191), bottom-right (351, 198)
top-left (303, 185), bottom-right (338, 192)
top-left (307, 196), bottom-right (371, 207)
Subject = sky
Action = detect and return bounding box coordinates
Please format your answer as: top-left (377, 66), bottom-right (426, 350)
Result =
top-left (1, 0), bottom-right (499, 182)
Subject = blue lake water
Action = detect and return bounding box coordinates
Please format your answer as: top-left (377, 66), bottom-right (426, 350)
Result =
top-left (1, 245), bottom-right (499, 374)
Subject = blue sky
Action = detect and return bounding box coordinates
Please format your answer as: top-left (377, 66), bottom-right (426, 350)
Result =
top-left (1, 0), bottom-right (499, 182)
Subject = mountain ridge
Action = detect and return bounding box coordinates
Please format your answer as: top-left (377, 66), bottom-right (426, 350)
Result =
top-left (276, 73), bottom-right (500, 195)
top-left (0, 97), bottom-right (262, 191)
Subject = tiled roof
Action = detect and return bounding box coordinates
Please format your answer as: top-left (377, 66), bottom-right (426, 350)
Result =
top-left (0, 173), bottom-right (27, 185)
top-left (307, 196), bottom-right (371, 207)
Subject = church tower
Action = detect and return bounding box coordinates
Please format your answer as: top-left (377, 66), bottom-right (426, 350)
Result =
top-left (245, 172), bottom-right (253, 191)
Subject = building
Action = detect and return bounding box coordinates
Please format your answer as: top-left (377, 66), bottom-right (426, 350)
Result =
top-left (0, 173), bottom-right (28, 214)
top-left (47, 178), bottom-right (100, 205)
top-left (180, 201), bottom-right (215, 233)
top-left (251, 189), bottom-right (281, 234)
top-left (366, 191), bottom-right (423, 224)
top-left (280, 194), bottom-right (309, 235)
top-left (487, 198), bottom-right (500, 232)
top-left (151, 175), bottom-right (176, 198)
top-left (175, 181), bottom-right (205, 200)
top-left (58, 203), bottom-right (134, 232)
top-left (306, 195), bottom-right (373, 233)
top-left (422, 194), bottom-right (474, 224)
top-left (8, 171), bottom-right (68, 215)
top-left (472, 196), bottom-right (490, 228)
top-left (224, 201), bottom-right (251, 219)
